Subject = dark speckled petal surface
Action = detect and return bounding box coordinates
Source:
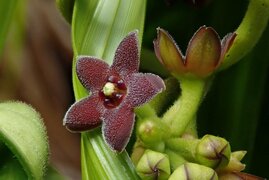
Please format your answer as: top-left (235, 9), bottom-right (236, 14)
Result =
top-left (64, 94), bottom-right (103, 132)
top-left (102, 106), bottom-right (135, 152)
top-left (125, 73), bottom-right (165, 107)
top-left (76, 56), bottom-right (110, 92)
top-left (64, 31), bottom-right (165, 152)
top-left (111, 31), bottom-right (139, 77)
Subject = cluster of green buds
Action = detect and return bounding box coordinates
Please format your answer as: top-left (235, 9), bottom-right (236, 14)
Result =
top-left (132, 25), bottom-right (248, 179)
top-left (133, 131), bottom-right (247, 179)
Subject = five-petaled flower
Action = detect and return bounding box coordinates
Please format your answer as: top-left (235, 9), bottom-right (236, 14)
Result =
top-left (154, 26), bottom-right (236, 78)
top-left (63, 31), bottom-right (165, 152)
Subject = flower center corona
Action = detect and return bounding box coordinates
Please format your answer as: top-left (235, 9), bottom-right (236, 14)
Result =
top-left (102, 82), bottom-right (116, 96)
top-left (99, 75), bottom-right (127, 108)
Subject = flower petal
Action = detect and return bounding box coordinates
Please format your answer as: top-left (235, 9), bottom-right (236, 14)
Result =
top-left (220, 32), bottom-right (237, 62)
top-left (154, 28), bottom-right (186, 75)
top-left (186, 26), bottom-right (221, 77)
top-left (125, 73), bottom-right (165, 107)
top-left (111, 31), bottom-right (139, 77)
top-left (102, 106), bottom-right (135, 152)
top-left (76, 56), bottom-right (110, 92)
top-left (64, 94), bottom-right (103, 132)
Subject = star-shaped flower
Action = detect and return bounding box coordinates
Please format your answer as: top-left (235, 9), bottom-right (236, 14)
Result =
top-left (64, 31), bottom-right (165, 152)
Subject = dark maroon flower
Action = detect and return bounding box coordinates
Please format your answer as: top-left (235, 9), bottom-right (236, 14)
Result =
top-left (64, 31), bottom-right (165, 152)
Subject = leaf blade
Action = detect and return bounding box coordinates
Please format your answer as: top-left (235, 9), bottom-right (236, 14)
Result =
top-left (71, 0), bottom-right (146, 179)
top-left (0, 102), bottom-right (49, 179)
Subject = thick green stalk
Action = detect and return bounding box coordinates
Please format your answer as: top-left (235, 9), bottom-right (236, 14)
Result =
top-left (71, 0), bottom-right (146, 179)
top-left (162, 78), bottom-right (206, 137)
top-left (135, 104), bottom-right (157, 119)
top-left (183, 116), bottom-right (198, 138)
top-left (166, 138), bottom-right (200, 162)
top-left (219, 0), bottom-right (269, 70)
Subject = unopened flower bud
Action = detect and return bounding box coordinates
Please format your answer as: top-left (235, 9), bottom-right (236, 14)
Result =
top-left (131, 141), bottom-right (146, 166)
top-left (196, 135), bottom-right (231, 169)
top-left (136, 150), bottom-right (170, 180)
top-left (137, 118), bottom-right (166, 151)
top-left (218, 151), bottom-right (246, 173)
top-left (169, 163), bottom-right (218, 180)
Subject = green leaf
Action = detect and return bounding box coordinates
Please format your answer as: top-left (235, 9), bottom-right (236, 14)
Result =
top-left (0, 0), bottom-right (18, 57)
top-left (81, 130), bottom-right (139, 180)
top-left (72, 0), bottom-right (146, 99)
top-left (0, 156), bottom-right (28, 179)
top-left (0, 145), bottom-right (27, 179)
top-left (0, 102), bottom-right (49, 179)
top-left (71, 0), bottom-right (146, 179)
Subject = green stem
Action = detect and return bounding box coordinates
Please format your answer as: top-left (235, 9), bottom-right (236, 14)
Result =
top-left (183, 116), bottom-right (198, 138)
top-left (165, 138), bottom-right (200, 162)
top-left (135, 104), bottom-right (157, 119)
top-left (162, 78), bottom-right (206, 137)
top-left (165, 149), bottom-right (187, 171)
top-left (219, 0), bottom-right (269, 70)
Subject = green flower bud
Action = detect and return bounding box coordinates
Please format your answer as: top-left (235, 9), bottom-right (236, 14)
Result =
top-left (196, 135), bottom-right (231, 169)
top-left (169, 163), bottom-right (218, 180)
top-left (218, 151), bottom-right (246, 173)
top-left (137, 118), bottom-right (166, 152)
top-left (136, 150), bottom-right (170, 180)
top-left (131, 141), bottom-right (146, 166)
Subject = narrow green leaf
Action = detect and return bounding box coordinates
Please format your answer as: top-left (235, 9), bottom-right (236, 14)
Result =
top-left (0, 0), bottom-right (18, 57)
top-left (71, 0), bottom-right (146, 179)
top-left (72, 0), bottom-right (146, 99)
top-left (81, 130), bottom-right (139, 180)
top-left (0, 102), bottom-right (49, 179)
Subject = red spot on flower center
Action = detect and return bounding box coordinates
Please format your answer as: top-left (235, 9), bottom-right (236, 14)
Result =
top-left (99, 75), bottom-right (127, 108)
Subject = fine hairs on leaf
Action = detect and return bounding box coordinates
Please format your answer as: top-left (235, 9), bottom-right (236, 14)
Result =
top-left (0, 101), bottom-right (49, 179)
